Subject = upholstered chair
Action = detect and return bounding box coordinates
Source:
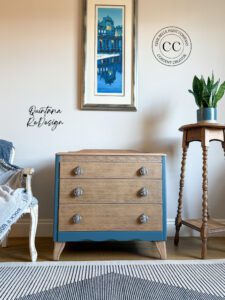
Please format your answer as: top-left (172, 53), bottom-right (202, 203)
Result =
top-left (0, 140), bottom-right (38, 262)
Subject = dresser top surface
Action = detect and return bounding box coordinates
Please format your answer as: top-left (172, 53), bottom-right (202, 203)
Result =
top-left (57, 150), bottom-right (166, 156)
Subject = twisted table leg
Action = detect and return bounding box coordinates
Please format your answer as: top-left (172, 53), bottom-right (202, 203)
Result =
top-left (174, 145), bottom-right (188, 246)
top-left (201, 146), bottom-right (208, 259)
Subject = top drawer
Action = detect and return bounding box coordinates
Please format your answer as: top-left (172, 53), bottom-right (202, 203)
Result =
top-left (60, 162), bottom-right (162, 179)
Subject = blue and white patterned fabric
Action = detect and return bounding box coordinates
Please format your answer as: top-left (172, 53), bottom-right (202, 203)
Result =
top-left (0, 160), bottom-right (37, 242)
top-left (0, 139), bottom-right (13, 164)
top-left (0, 139), bottom-right (20, 169)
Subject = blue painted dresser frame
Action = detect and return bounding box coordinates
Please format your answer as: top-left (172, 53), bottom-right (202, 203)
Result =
top-left (53, 154), bottom-right (167, 257)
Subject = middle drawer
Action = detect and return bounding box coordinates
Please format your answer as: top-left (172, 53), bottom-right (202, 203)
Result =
top-left (60, 179), bottom-right (162, 204)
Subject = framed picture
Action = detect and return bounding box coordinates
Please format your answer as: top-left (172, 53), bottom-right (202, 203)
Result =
top-left (81, 0), bottom-right (137, 111)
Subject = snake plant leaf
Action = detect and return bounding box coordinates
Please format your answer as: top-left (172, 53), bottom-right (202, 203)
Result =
top-left (189, 89), bottom-right (201, 107)
top-left (212, 80), bottom-right (220, 92)
top-left (214, 81), bottom-right (225, 107)
top-left (201, 75), bottom-right (207, 88)
top-left (211, 80), bottom-right (220, 103)
top-left (192, 75), bottom-right (200, 92)
top-left (202, 85), bottom-right (210, 107)
top-left (211, 72), bottom-right (214, 85)
top-left (192, 76), bottom-right (202, 107)
top-left (209, 93), bottom-right (213, 108)
top-left (202, 76), bottom-right (210, 98)
top-left (207, 77), bottom-right (211, 90)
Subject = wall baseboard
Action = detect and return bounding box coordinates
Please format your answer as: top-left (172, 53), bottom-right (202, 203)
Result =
top-left (9, 219), bottom-right (53, 237)
top-left (8, 218), bottom-right (225, 238)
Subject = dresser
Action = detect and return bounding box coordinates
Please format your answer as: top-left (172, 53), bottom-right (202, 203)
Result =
top-left (53, 150), bottom-right (167, 260)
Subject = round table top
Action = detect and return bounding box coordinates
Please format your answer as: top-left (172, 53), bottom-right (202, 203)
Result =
top-left (179, 122), bottom-right (225, 131)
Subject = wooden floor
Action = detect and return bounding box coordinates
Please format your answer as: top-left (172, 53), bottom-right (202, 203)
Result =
top-left (1, 237), bottom-right (225, 262)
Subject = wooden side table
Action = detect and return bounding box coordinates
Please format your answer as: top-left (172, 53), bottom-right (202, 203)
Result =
top-left (174, 122), bottom-right (225, 259)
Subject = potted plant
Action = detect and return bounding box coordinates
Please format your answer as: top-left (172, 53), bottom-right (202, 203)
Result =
top-left (188, 74), bottom-right (225, 123)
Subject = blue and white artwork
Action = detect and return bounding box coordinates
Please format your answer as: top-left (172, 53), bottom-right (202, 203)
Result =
top-left (96, 6), bottom-right (124, 95)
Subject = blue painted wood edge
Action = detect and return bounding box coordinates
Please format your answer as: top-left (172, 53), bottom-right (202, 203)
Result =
top-left (162, 155), bottom-right (167, 240)
top-left (53, 154), bottom-right (60, 241)
top-left (58, 231), bottom-right (165, 242)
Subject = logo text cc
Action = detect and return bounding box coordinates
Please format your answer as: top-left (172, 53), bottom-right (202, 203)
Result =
top-left (162, 41), bottom-right (181, 52)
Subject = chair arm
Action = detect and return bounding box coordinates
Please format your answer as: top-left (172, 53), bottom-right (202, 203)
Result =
top-left (22, 168), bottom-right (35, 195)
top-left (22, 168), bottom-right (34, 176)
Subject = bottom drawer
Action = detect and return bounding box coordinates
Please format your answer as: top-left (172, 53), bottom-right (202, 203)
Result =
top-left (59, 204), bottom-right (162, 231)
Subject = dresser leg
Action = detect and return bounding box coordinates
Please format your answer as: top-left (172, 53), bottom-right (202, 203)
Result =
top-left (155, 241), bottom-right (167, 260)
top-left (201, 146), bottom-right (208, 259)
top-left (53, 242), bottom-right (66, 261)
top-left (174, 145), bottom-right (188, 246)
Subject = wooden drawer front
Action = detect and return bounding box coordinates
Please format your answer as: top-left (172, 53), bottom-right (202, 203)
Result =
top-left (59, 204), bottom-right (162, 231)
top-left (61, 154), bottom-right (163, 163)
top-left (59, 179), bottom-right (162, 204)
top-left (60, 162), bottom-right (162, 179)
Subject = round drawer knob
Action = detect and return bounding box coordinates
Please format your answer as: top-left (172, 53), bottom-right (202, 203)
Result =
top-left (138, 187), bottom-right (149, 197)
top-left (73, 187), bottom-right (84, 197)
top-left (73, 214), bottom-right (82, 224)
top-left (138, 167), bottom-right (148, 176)
top-left (139, 214), bottom-right (149, 224)
top-left (74, 166), bottom-right (82, 176)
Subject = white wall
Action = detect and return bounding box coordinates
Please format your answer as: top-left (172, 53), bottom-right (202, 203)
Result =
top-left (1, 0), bottom-right (225, 229)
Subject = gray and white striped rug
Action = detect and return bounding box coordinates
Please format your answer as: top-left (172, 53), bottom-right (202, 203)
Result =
top-left (0, 260), bottom-right (225, 300)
